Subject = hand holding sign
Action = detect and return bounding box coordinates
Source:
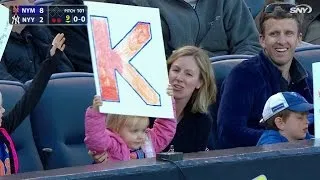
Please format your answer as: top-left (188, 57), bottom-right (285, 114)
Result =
top-left (92, 95), bottom-right (102, 112)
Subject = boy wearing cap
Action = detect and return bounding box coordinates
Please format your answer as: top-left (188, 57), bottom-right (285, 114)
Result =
top-left (257, 92), bottom-right (313, 145)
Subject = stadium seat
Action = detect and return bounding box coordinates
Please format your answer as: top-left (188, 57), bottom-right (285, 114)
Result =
top-left (26, 72), bottom-right (96, 170)
top-left (210, 54), bottom-right (253, 62)
top-left (210, 58), bottom-right (248, 114)
top-left (295, 45), bottom-right (320, 74)
top-left (211, 57), bottom-right (251, 88)
top-left (208, 59), bottom-right (247, 150)
top-left (0, 80), bottom-right (43, 173)
top-left (243, 0), bottom-right (264, 18)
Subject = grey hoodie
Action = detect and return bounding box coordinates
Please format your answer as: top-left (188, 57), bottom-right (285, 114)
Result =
top-left (107, 0), bottom-right (261, 57)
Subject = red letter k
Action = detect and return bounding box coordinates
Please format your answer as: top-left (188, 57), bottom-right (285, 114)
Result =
top-left (91, 17), bottom-right (160, 105)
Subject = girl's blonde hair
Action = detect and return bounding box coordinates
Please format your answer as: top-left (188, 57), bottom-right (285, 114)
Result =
top-left (167, 46), bottom-right (217, 114)
top-left (106, 114), bottom-right (149, 133)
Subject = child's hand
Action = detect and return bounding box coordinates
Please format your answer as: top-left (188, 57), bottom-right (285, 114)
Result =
top-left (92, 95), bottom-right (102, 111)
top-left (89, 151), bottom-right (109, 163)
top-left (50, 33), bottom-right (66, 57)
top-left (167, 84), bottom-right (173, 96)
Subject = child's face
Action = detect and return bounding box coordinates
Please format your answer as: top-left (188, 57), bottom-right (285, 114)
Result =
top-left (119, 118), bottom-right (149, 150)
top-left (0, 93), bottom-right (5, 127)
top-left (281, 112), bottom-right (309, 141)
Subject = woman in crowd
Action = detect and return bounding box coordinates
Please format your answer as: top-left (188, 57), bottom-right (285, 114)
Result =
top-left (92, 46), bottom-right (217, 163)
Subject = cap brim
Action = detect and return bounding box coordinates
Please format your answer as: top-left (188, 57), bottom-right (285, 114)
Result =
top-left (259, 118), bottom-right (264, 124)
top-left (287, 103), bottom-right (313, 112)
top-left (259, 118), bottom-right (270, 124)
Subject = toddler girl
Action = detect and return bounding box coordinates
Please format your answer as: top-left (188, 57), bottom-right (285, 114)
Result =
top-left (85, 85), bottom-right (176, 161)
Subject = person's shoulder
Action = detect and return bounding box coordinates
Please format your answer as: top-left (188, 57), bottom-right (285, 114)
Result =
top-left (108, 129), bottom-right (122, 140)
top-left (257, 130), bottom-right (285, 145)
top-left (237, 53), bottom-right (262, 68)
top-left (28, 26), bottom-right (52, 42)
top-left (261, 130), bottom-right (279, 137)
top-left (305, 132), bottom-right (314, 140)
top-left (193, 112), bottom-right (211, 119)
top-left (221, 0), bottom-right (240, 4)
top-left (227, 54), bottom-right (263, 80)
top-left (222, 0), bottom-right (247, 8)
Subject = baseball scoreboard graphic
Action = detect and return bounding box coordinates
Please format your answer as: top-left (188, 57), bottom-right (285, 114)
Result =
top-left (9, 5), bottom-right (87, 25)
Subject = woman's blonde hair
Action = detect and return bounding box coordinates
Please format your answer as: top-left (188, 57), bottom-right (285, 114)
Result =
top-left (167, 46), bottom-right (217, 113)
top-left (106, 114), bottom-right (149, 133)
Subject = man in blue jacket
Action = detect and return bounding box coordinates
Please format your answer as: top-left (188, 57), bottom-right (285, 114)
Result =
top-left (217, 3), bottom-right (313, 149)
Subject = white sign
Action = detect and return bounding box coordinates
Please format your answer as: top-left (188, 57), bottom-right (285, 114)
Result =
top-left (0, 5), bottom-right (12, 60)
top-left (313, 62), bottom-right (320, 138)
top-left (85, 1), bottom-right (174, 119)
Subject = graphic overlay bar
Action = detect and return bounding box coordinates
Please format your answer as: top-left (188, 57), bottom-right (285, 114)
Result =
top-left (48, 6), bottom-right (87, 25)
top-left (9, 6), bottom-right (48, 25)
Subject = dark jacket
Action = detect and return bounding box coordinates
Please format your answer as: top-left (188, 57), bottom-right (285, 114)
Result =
top-left (0, 26), bottom-right (74, 83)
top-left (257, 130), bottom-right (314, 146)
top-left (49, 0), bottom-right (92, 72)
top-left (48, 0), bottom-right (92, 72)
top-left (150, 108), bottom-right (212, 153)
top-left (217, 51), bottom-right (313, 149)
top-left (107, 0), bottom-right (261, 57)
top-left (0, 49), bottom-right (61, 174)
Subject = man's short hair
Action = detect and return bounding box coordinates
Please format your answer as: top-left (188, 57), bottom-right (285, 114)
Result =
top-left (259, 3), bottom-right (303, 35)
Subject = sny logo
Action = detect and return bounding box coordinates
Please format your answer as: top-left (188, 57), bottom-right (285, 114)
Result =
top-left (290, 4), bottom-right (312, 14)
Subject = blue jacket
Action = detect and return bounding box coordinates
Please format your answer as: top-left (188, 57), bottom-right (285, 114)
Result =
top-left (217, 51), bottom-right (313, 149)
top-left (257, 130), bottom-right (314, 146)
